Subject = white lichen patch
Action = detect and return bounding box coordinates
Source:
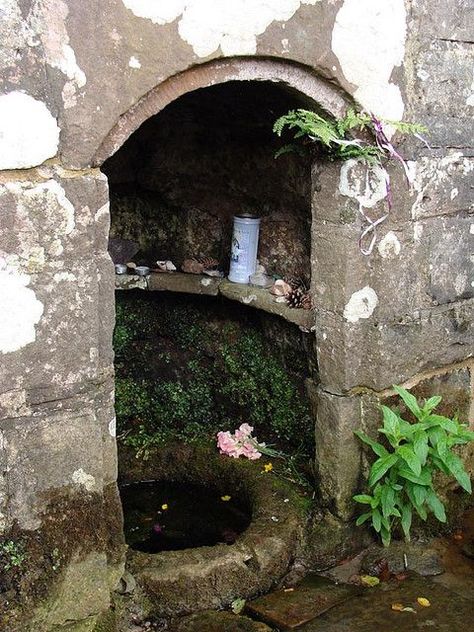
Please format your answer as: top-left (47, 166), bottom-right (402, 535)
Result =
top-left (339, 159), bottom-right (387, 208)
top-left (72, 468), bottom-right (96, 491)
top-left (53, 271), bottom-right (76, 282)
top-left (413, 222), bottom-right (423, 242)
top-left (0, 258), bottom-right (44, 354)
top-left (332, 0), bottom-right (407, 123)
top-left (343, 286), bottom-right (378, 323)
top-left (121, 0), bottom-right (319, 56)
top-left (454, 272), bottom-right (468, 295)
top-left (0, 92), bottom-right (60, 169)
top-left (377, 231), bottom-right (401, 259)
top-left (29, 0), bottom-right (86, 108)
top-left (128, 55), bottom-right (141, 69)
top-left (4, 179), bottom-right (75, 250)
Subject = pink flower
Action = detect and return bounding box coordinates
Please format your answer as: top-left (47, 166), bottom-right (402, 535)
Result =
top-left (234, 423), bottom-right (253, 442)
top-left (217, 431), bottom-right (241, 458)
top-left (240, 441), bottom-right (262, 460)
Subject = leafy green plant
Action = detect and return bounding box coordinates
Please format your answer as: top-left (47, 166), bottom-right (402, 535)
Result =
top-left (273, 108), bottom-right (428, 255)
top-left (0, 540), bottom-right (26, 571)
top-left (273, 108), bottom-right (425, 162)
top-left (353, 385), bottom-right (474, 546)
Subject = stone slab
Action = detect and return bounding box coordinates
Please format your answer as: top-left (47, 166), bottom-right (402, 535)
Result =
top-left (219, 280), bottom-right (314, 330)
top-left (362, 542), bottom-right (444, 577)
top-left (149, 271), bottom-right (221, 296)
top-left (300, 575), bottom-right (474, 632)
top-left (245, 575), bottom-right (359, 630)
top-left (173, 611), bottom-right (272, 632)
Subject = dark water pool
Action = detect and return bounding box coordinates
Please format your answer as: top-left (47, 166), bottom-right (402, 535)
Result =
top-left (120, 480), bottom-right (252, 552)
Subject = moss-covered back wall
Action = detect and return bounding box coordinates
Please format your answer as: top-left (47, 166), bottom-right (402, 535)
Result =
top-left (103, 81), bottom-right (313, 279)
top-left (114, 291), bottom-right (316, 482)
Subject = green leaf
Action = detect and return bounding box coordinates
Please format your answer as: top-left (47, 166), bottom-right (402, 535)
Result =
top-left (381, 525), bottom-right (392, 547)
top-left (412, 483), bottom-right (427, 509)
top-left (381, 405), bottom-right (401, 437)
top-left (423, 396), bottom-right (442, 413)
top-left (413, 432), bottom-right (429, 465)
top-left (426, 489), bottom-right (446, 522)
top-left (356, 511), bottom-right (372, 526)
top-left (353, 494), bottom-right (373, 504)
top-left (442, 452), bottom-right (472, 492)
top-left (380, 485), bottom-right (395, 518)
top-left (400, 504), bottom-right (412, 541)
top-left (427, 426), bottom-right (446, 447)
top-left (393, 385), bottom-right (422, 419)
top-left (354, 431), bottom-right (388, 457)
top-left (397, 445), bottom-right (422, 476)
top-left (398, 467), bottom-right (431, 486)
top-left (368, 454), bottom-right (399, 486)
top-left (372, 509), bottom-right (382, 533)
top-left (426, 415), bottom-right (458, 433)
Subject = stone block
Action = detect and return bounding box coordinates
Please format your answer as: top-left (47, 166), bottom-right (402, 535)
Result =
top-left (414, 40), bottom-right (474, 119)
top-left (409, 154), bottom-right (474, 220)
top-left (0, 409), bottom-right (104, 530)
top-left (32, 553), bottom-right (110, 631)
top-left (313, 388), bottom-right (362, 519)
top-left (311, 220), bottom-right (430, 321)
top-left (424, 214), bottom-right (473, 304)
top-left (0, 171), bottom-right (108, 268)
top-left (315, 300), bottom-right (473, 393)
top-left (0, 260), bottom-right (102, 395)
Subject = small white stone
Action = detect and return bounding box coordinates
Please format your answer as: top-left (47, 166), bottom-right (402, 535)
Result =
top-left (242, 294), bottom-right (257, 304)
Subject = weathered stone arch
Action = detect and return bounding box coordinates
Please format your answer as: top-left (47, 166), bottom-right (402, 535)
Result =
top-left (92, 57), bottom-right (350, 165)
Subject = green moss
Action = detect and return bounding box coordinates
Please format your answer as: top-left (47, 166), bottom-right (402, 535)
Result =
top-left (114, 292), bottom-right (315, 483)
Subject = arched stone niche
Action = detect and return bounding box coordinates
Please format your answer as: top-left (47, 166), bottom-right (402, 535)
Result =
top-left (92, 57), bottom-right (349, 166)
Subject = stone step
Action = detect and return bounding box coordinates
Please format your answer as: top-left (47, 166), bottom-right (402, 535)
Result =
top-left (171, 611), bottom-right (273, 631)
top-left (245, 575), bottom-right (360, 630)
top-left (299, 574), bottom-right (474, 632)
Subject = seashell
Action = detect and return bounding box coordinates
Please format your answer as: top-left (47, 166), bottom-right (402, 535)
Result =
top-left (126, 261), bottom-right (137, 269)
top-left (270, 279), bottom-right (292, 297)
top-left (181, 258), bottom-right (205, 274)
top-left (156, 260), bottom-right (177, 272)
top-left (203, 269), bottom-right (224, 278)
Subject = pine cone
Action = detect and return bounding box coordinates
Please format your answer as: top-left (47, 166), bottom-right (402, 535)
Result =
top-left (286, 287), bottom-right (312, 310)
top-left (196, 255), bottom-right (219, 270)
top-left (285, 275), bottom-right (309, 293)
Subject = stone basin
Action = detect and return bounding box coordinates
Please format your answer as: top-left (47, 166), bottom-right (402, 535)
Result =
top-left (118, 443), bottom-right (308, 617)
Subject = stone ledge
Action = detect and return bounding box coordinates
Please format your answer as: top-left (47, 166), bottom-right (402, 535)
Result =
top-left (115, 273), bottom-right (314, 330)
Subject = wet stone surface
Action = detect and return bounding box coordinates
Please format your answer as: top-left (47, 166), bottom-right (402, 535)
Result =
top-left (362, 541), bottom-right (444, 577)
top-left (171, 611), bottom-right (272, 632)
top-left (299, 575), bottom-right (474, 632)
top-left (245, 575), bottom-right (360, 630)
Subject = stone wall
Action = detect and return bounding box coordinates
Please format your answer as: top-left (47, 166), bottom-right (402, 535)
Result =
top-left (0, 1), bottom-right (472, 629)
